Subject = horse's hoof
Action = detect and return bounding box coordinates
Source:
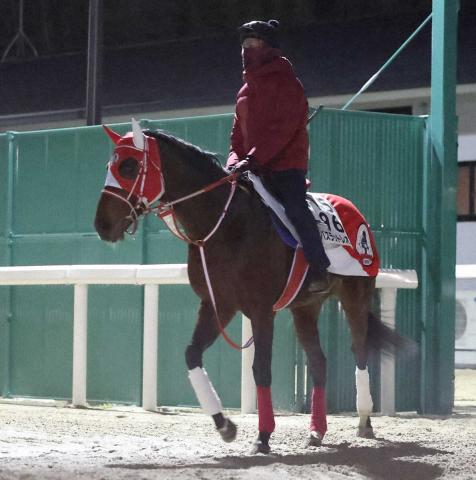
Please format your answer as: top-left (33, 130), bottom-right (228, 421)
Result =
top-left (306, 430), bottom-right (323, 447)
top-left (217, 418), bottom-right (237, 443)
top-left (251, 440), bottom-right (271, 454)
top-left (357, 426), bottom-right (375, 438)
top-left (251, 432), bottom-right (271, 454)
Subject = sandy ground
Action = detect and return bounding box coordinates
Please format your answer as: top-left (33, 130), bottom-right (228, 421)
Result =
top-left (0, 370), bottom-right (475, 480)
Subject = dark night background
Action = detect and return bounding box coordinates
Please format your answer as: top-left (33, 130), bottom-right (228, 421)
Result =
top-left (0, 0), bottom-right (474, 121)
top-left (0, 1), bottom-right (439, 54)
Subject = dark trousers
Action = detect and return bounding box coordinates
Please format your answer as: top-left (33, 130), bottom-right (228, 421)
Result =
top-left (262, 169), bottom-right (330, 275)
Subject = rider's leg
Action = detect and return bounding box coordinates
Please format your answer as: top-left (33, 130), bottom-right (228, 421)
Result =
top-left (262, 169), bottom-right (330, 278)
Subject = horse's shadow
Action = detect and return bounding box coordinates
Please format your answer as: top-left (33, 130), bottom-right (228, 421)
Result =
top-left (108, 439), bottom-right (449, 480)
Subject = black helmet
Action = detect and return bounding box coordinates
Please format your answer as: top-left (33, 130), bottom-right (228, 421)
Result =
top-left (238, 19), bottom-right (280, 48)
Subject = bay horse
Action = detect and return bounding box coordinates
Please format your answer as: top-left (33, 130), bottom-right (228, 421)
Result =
top-left (94, 120), bottom-right (407, 454)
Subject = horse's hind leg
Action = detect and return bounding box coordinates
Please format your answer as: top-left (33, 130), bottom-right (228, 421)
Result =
top-left (292, 301), bottom-right (328, 446)
top-left (185, 300), bottom-right (237, 442)
top-left (339, 277), bottom-right (375, 438)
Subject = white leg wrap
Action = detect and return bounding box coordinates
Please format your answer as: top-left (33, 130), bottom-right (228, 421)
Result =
top-left (355, 367), bottom-right (373, 416)
top-left (188, 367), bottom-right (223, 416)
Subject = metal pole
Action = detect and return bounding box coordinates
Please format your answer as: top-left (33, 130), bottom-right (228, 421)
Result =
top-left (342, 13), bottom-right (433, 110)
top-left (421, 0), bottom-right (458, 414)
top-left (72, 284), bottom-right (88, 407)
top-left (86, 0), bottom-right (103, 125)
top-left (379, 288), bottom-right (397, 415)
top-left (142, 284), bottom-right (159, 411)
top-left (1, 133), bottom-right (16, 397)
top-left (241, 315), bottom-right (256, 413)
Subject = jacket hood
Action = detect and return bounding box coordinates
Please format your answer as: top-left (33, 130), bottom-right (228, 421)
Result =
top-left (243, 56), bottom-right (294, 82)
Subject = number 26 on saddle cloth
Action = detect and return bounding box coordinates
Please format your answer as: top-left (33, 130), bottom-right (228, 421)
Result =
top-left (306, 193), bottom-right (380, 278)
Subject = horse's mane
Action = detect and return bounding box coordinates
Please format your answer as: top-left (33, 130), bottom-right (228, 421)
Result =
top-left (145, 129), bottom-right (225, 177)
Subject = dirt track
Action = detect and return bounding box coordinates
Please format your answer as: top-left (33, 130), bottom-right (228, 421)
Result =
top-left (0, 369), bottom-right (475, 480)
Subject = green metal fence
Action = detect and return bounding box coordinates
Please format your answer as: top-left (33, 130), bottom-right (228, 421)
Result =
top-left (0, 109), bottom-right (433, 412)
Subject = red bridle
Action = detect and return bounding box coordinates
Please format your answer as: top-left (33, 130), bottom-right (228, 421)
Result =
top-left (101, 127), bottom-right (165, 234)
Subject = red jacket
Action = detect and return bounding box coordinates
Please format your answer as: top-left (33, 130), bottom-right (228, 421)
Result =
top-left (227, 55), bottom-right (309, 172)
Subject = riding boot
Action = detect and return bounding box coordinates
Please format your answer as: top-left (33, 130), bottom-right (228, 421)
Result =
top-left (307, 264), bottom-right (330, 293)
top-left (305, 236), bottom-right (330, 293)
top-left (309, 272), bottom-right (330, 294)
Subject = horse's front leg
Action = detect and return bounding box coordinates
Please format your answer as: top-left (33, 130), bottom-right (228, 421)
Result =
top-left (185, 300), bottom-right (237, 442)
top-left (250, 312), bottom-right (275, 454)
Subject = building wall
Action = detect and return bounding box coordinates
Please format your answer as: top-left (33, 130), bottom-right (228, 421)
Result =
top-left (457, 132), bottom-right (476, 265)
top-left (456, 131), bottom-right (476, 367)
top-left (456, 89), bottom-right (476, 134)
top-left (3, 84), bottom-right (476, 133)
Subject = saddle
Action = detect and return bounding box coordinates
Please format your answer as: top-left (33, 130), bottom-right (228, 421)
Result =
top-left (248, 173), bottom-right (379, 310)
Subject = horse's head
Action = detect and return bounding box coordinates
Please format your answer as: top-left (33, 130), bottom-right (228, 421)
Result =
top-left (94, 119), bottom-right (164, 242)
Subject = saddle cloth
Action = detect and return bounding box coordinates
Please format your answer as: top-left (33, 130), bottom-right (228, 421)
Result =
top-left (248, 173), bottom-right (379, 278)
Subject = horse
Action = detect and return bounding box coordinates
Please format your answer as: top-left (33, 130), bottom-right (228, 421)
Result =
top-left (94, 120), bottom-right (407, 454)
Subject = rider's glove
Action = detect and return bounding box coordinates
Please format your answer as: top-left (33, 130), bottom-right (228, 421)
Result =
top-left (232, 159), bottom-right (250, 174)
top-left (244, 155), bottom-right (261, 174)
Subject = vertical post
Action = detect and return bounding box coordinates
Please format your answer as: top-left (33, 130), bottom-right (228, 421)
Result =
top-left (241, 315), bottom-right (256, 413)
top-left (379, 288), bottom-right (397, 415)
top-left (72, 284), bottom-right (88, 407)
top-left (86, 0), bottom-right (103, 125)
top-left (1, 133), bottom-right (16, 397)
top-left (422, 0), bottom-right (458, 414)
top-left (142, 284), bottom-right (159, 411)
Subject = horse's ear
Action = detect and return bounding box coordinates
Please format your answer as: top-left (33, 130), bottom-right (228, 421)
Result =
top-left (131, 118), bottom-right (145, 150)
top-left (102, 125), bottom-right (122, 145)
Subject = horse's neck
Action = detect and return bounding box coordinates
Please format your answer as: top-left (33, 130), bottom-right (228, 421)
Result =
top-left (174, 182), bottom-right (236, 240)
top-left (158, 140), bottom-right (273, 243)
top-left (161, 149), bottom-right (233, 240)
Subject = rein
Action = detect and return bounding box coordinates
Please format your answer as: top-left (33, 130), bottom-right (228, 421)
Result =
top-left (156, 173), bottom-right (238, 243)
top-left (157, 173), bottom-right (254, 351)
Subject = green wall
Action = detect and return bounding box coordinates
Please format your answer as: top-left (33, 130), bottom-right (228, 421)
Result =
top-left (0, 109), bottom-right (435, 412)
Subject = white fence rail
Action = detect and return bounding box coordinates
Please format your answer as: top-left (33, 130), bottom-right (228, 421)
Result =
top-left (0, 265), bottom-right (418, 415)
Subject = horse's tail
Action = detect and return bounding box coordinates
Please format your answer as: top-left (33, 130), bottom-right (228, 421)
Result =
top-left (366, 311), bottom-right (416, 356)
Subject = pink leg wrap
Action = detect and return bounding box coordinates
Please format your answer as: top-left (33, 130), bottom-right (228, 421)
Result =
top-left (257, 386), bottom-right (275, 433)
top-left (310, 386), bottom-right (327, 437)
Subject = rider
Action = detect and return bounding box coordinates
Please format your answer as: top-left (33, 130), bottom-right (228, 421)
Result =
top-left (226, 19), bottom-right (330, 291)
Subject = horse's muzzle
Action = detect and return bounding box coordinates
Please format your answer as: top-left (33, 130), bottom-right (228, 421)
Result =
top-left (94, 218), bottom-right (126, 243)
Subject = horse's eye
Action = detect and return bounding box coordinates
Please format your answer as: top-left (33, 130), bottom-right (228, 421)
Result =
top-left (118, 157), bottom-right (140, 180)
